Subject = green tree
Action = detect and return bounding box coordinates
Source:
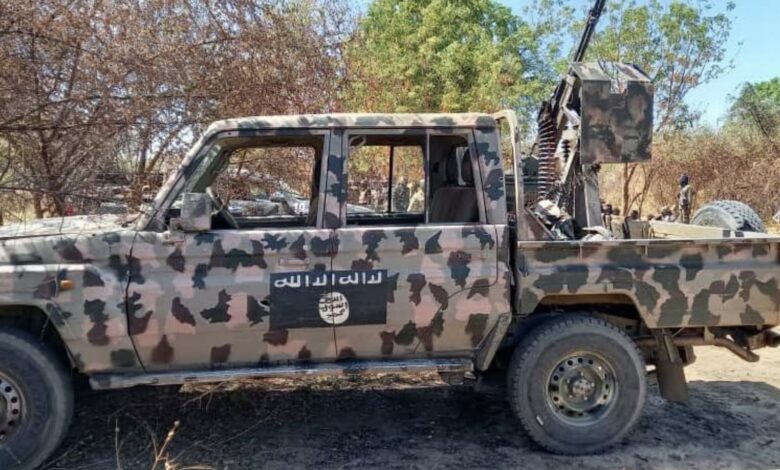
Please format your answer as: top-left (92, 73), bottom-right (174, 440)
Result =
top-left (728, 78), bottom-right (780, 141)
top-left (733, 78), bottom-right (780, 110)
top-left (345, 0), bottom-right (555, 119)
top-left (540, 0), bottom-right (735, 212)
top-left (582, 0), bottom-right (734, 133)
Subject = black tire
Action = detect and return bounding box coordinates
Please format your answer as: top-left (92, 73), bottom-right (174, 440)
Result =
top-left (691, 200), bottom-right (766, 233)
top-left (0, 328), bottom-right (73, 470)
top-left (507, 315), bottom-right (646, 455)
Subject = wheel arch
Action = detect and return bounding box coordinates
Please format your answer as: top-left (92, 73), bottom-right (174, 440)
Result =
top-left (0, 304), bottom-right (75, 370)
top-left (498, 294), bottom-right (651, 357)
top-left (520, 293), bottom-right (651, 332)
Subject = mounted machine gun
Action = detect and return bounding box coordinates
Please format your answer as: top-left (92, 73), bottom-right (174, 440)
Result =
top-left (525, 0), bottom-right (654, 232)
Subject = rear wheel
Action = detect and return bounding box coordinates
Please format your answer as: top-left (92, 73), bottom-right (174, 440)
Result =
top-left (507, 315), bottom-right (646, 455)
top-left (0, 328), bottom-right (73, 469)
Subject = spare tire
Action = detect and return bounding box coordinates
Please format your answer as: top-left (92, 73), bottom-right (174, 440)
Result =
top-left (691, 200), bottom-right (766, 233)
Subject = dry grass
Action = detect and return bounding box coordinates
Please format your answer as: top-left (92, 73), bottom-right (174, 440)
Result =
top-left (599, 130), bottom-right (780, 222)
top-left (44, 374), bottom-right (440, 470)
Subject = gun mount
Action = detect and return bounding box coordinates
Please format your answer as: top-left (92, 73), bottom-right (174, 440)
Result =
top-left (527, 0), bottom-right (654, 230)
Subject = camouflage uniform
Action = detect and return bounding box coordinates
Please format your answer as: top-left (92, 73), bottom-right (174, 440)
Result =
top-left (677, 175), bottom-right (695, 224)
top-left (392, 178), bottom-right (409, 213)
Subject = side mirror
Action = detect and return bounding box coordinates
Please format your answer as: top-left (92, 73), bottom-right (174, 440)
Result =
top-left (179, 192), bottom-right (212, 232)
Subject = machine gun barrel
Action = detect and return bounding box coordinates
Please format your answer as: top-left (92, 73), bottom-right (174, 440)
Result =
top-left (550, 0), bottom-right (605, 111)
top-left (573, 0), bottom-right (605, 62)
top-left (534, 0), bottom-right (606, 203)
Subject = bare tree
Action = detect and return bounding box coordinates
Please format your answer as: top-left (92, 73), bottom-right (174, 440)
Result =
top-left (0, 0), bottom-right (352, 220)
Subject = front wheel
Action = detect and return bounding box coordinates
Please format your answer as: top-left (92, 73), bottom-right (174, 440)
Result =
top-left (507, 315), bottom-right (646, 455)
top-left (0, 328), bottom-right (73, 469)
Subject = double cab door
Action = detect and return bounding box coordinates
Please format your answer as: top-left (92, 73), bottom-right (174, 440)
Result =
top-left (328, 127), bottom-right (508, 360)
top-left (127, 129), bottom-right (343, 370)
top-left (127, 125), bottom-right (510, 371)
top-left (128, 227), bottom-right (338, 370)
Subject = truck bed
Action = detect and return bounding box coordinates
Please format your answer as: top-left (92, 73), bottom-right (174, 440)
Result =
top-left (516, 230), bottom-right (780, 329)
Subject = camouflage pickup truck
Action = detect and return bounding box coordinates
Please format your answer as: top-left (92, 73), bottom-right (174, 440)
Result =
top-left (1, 110), bottom-right (779, 469)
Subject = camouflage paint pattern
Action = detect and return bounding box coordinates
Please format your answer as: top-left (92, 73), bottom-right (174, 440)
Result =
top-left (142, 113), bottom-right (500, 232)
top-left (123, 223), bottom-right (512, 370)
top-left (573, 62), bottom-right (654, 165)
top-left (125, 114), bottom-right (512, 369)
top-left (1, 111), bottom-right (778, 380)
top-left (329, 225), bottom-right (509, 359)
top-left (518, 238), bottom-right (780, 328)
top-left (324, 129), bottom-right (346, 229)
top-left (0, 216), bottom-right (141, 373)
top-left (473, 127), bottom-right (508, 224)
top-left (126, 227), bottom-right (339, 369)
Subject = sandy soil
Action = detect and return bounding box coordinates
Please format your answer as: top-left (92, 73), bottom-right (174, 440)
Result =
top-left (42, 345), bottom-right (780, 470)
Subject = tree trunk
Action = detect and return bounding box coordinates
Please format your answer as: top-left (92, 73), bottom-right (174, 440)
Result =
top-left (33, 193), bottom-right (44, 219)
top-left (622, 165), bottom-right (630, 212)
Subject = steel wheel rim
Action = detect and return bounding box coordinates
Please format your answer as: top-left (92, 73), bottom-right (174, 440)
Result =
top-left (0, 372), bottom-right (24, 441)
top-left (546, 352), bottom-right (617, 426)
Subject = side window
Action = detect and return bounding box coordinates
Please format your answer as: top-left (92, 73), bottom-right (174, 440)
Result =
top-left (343, 131), bottom-right (481, 226)
top-left (209, 134), bottom-right (325, 228)
top-left (427, 133), bottom-right (481, 224)
top-left (346, 133), bottom-right (426, 225)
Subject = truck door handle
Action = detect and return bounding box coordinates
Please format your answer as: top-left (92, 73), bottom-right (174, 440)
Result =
top-left (279, 258), bottom-right (310, 266)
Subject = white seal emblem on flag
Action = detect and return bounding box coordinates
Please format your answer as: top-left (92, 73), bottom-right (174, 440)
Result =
top-left (318, 291), bottom-right (349, 325)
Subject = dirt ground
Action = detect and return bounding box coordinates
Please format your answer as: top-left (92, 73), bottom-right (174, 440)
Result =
top-left (42, 345), bottom-right (780, 470)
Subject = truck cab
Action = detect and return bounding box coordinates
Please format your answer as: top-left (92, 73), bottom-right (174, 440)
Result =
top-left (129, 113), bottom-right (514, 370)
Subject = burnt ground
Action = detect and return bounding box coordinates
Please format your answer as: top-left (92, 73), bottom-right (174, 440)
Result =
top-left (42, 346), bottom-right (780, 470)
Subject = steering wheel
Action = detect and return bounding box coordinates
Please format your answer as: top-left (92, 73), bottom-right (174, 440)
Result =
top-left (205, 187), bottom-right (239, 229)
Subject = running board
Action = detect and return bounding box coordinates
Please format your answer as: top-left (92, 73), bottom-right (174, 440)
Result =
top-left (89, 358), bottom-right (474, 390)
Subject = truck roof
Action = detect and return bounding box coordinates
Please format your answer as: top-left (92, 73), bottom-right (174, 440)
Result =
top-left (204, 113), bottom-right (499, 136)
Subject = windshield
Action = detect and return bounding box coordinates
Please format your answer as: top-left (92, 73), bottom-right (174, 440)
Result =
top-left (180, 142), bottom-right (227, 195)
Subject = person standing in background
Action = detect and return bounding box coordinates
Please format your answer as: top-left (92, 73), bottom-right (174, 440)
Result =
top-left (407, 179), bottom-right (425, 213)
top-left (677, 173), bottom-right (695, 224)
top-left (358, 179), bottom-right (369, 206)
top-left (392, 177), bottom-right (409, 213)
top-left (602, 203), bottom-right (613, 230)
top-left (622, 209), bottom-right (640, 238)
